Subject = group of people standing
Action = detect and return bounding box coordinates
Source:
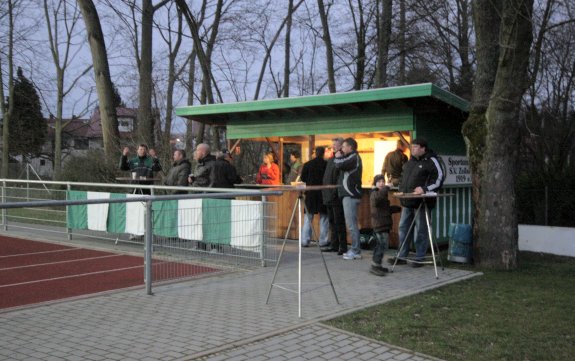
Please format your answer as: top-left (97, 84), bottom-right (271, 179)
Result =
top-left (370, 137), bottom-right (444, 276)
top-left (120, 136), bottom-right (444, 278)
top-left (282, 137), bottom-right (364, 261)
top-left (280, 136), bottom-right (444, 278)
top-left (120, 143), bottom-right (241, 195)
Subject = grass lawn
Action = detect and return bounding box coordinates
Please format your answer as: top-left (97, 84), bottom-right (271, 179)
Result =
top-left (6, 207), bottom-right (66, 226)
top-left (325, 252), bottom-right (575, 361)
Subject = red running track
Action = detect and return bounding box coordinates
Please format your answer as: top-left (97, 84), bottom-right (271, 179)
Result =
top-left (0, 235), bottom-right (218, 310)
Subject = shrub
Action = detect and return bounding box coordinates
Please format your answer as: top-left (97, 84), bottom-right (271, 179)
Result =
top-left (60, 150), bottom-right (119, 189)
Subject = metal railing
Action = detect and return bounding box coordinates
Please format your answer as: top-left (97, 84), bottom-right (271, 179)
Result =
top-left (0, 179), bottom-right (282, 294)
top-left (517, 186), bottom-right (575, 227)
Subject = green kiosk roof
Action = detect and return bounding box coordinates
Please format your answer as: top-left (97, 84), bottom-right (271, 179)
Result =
top-left (175, 83), bottom-right (469, 140)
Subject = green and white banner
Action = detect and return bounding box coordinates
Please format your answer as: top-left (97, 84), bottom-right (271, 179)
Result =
top-left (68, 191), bottom-right (145, 235)
top-left (67, 191), bottom-right (263, 251)
top-left (153, 198), bottom-right (263, 251)
top-left (67, 191), bottom-right (110, 232)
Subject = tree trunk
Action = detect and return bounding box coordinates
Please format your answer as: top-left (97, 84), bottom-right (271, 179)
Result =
top-left (398, 0), bottom-right (406, 84)
top-left (375, 0), bottom-right (392, 87)
top-left (185, 49), bottom-right (199, 150)
top-left (283, 0), bottom-right (294, 98)
top-left (162, 8), bottom-right (184, 156)
top-left (77, 0), bottom-right (119, 161)
top-left (352, 0), bottom-right (366, 90)
top-left (137, 0), bottom-right (154, 146)
top-left (456, 0), bottom-right (473, 100)
top-left (464, 0), bottom-right (534, 269)
top-left (53, 70), bottom-right (64, 179)
top-left (462, 0), bottom-right (501, 264)
top-left (317, 0), bottom-right (336, 93)
top-left (0, 58), bottom-right (7, 177)
top-left (44, 0), bottom-right (85, 179)
top-left (177, 0), bottom-right (215, 106)
top-left (1, 0), bottom-right (15, 178)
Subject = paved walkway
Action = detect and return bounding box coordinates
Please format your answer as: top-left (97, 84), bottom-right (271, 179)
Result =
top-left (0, 236), bottom-right (478, 361)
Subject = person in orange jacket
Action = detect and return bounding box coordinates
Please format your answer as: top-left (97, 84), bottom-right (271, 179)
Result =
top-left (256, 152), bottom-right (280, 185)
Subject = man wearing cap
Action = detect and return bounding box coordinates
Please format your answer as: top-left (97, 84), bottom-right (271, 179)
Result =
top-left (388, 138), bottom-right (444, 267)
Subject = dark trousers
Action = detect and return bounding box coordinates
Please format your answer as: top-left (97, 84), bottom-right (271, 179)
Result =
top-left (326, 202), bottom-right (347, 252)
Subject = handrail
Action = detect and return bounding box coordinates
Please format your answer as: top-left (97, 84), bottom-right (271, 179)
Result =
top-left (0, 190), bottom-right (283, 209)
top-left (0, 178), bottom-right (272, 194)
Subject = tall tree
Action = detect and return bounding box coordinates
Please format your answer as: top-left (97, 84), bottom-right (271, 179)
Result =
top-left (158, 3), bottom-right (185, 157)
top-left (462, 0), bottom-right (534, 269)
top-left (43, 0), bottom-right (92, 179)
top-left (347, 0), bottom-right (370, 90)
top-left (177, 0), bottom-right (230, 148)
top-left (317, 0), bottom-right (336, 93)
top-left (398, 0), bottom-right (406, 84)
top-left (283, 0), bottom-right (294, 97)
top-left (77, 0), bottom-right (120, 161)
top-left (1, 0), bottom-right (16, 177)
top-left (375, 0), bottom-right (392, 87)
top-left (251, 0), bottom-right (304, 100)
top-left (136, 0), bottom-right (170, 147)
top-left (410, 0), bottom-right (474, 98)
top-left (9, 67), bottom-right (46, 159)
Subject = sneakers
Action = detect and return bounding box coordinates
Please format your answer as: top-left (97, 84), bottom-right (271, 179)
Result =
top-left (369, 265), bottom-right (389, 276)
top-left (320, 246), bottom-right (338, 252)
top-left (411, 261), bottom-right (425, 268)
top-left (387, 257), bottom-right (407, 265)
top-left (342, 250), bottom-right (362, 260)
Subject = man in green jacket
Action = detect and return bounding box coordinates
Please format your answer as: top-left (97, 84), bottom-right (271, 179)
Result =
top-left (120, 143), bottom-right (162, 194)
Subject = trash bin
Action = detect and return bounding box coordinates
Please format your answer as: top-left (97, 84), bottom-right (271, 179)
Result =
top-left (447, 223), bottom-right (473, 263)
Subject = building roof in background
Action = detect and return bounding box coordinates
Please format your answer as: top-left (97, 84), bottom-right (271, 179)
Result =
top-left (47, 108), bottom-right (139, 139)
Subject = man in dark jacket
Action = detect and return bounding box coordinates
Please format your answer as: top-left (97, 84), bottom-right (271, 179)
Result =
top-left (389, 137), bottom-right (444, 267)
top-left (211, 150), bottom-right (241, 188)
top-left (334, 137), bottom-right (363, 260)
top-left (188, 143), bottom-right (216, 188)
top-left (322, 138), bottom-right (347, 254)
top-left (300, 146), bottom-right (328, 247)
top-left (163, 149), bottom-right (191, 194)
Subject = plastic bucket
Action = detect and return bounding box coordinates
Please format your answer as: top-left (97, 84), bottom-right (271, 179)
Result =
top-left (447, 223), bottom-right (473, 263)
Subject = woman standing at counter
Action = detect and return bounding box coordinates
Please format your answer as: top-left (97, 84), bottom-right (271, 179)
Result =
top-left (256, 152), bottom-right (281, 185)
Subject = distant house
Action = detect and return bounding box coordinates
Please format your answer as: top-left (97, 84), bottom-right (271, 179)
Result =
top-left (28, 108), bottom-right (186, 178)
top-left (29, 108), bottom-right (139, 178)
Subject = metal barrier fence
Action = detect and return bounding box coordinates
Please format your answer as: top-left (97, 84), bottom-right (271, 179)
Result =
top-left (0, 179), bottom-right (281, 294)
top-left (517, 186), bottom-right (575, 227)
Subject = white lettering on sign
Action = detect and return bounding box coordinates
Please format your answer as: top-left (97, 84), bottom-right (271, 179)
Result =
top-left (441, 155), bottom-right (471, 185)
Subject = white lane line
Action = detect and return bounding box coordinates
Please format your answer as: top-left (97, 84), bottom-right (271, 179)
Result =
top-left (0, 254), bottom-right (126, 271)
top-left (0, 265), bottom-right (144, 288)
top-left (0, 248), bottom-right (79, 258)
